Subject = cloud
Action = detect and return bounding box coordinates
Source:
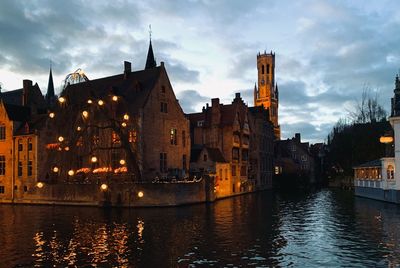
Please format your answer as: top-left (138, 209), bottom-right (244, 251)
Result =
top-left (177, 89), bottom-right (210, 113)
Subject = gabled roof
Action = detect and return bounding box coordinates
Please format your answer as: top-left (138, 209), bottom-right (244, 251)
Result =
top-left (1, 89), bottom-right (23, 105)
top-left (2, 102), bottom-right (30, 122)
top-left (62, 66), bottom-right (162, 114)
top-left (190, 145), bottom-right (227, 163)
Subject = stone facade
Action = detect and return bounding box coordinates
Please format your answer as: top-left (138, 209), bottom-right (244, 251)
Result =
top-left (254, 51), bottom-right (280, 139)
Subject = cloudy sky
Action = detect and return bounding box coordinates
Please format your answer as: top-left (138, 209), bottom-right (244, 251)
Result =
top-left (1, 0), bottom-right (399, 143)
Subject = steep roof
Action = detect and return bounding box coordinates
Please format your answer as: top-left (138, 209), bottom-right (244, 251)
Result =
top-left (3, 102), bottom-right (30, 122)
top-left (46, 67), bottom-right (55, 104)
top-left (1, 89), bottom-right (23, 105)
top-left (62, 66), bottom-right (162, 114)
top-left (190, 145), bottom-right (227, 163)
top-left (145, 40), bottom-right (157, 70)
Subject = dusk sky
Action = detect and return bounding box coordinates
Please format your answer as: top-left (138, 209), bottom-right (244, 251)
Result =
top-left (1, 0), bottom-right (399, 143)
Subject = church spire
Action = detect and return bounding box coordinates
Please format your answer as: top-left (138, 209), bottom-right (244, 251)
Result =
top-left (145, 26), bottom-right (157, 70)
top-left (45, 64), bottom-right (55, 106)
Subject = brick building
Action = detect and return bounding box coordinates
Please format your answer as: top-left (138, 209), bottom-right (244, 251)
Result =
top-left (40, 41), bottom-right (190, 183)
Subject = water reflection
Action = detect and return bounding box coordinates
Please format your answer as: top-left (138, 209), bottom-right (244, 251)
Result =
top-left (1, 190), bottom-right (400, 267)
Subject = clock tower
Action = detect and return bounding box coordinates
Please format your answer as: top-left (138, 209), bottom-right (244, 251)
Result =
top-left (254, 51), bottom-right (280, 139)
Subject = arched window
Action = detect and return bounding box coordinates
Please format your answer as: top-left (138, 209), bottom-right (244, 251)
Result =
top-left (387, 165), bottom-right (394, 180)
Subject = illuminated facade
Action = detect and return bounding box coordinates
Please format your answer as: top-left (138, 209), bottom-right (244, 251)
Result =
top-left (253, 51), bottom-right (280, 139)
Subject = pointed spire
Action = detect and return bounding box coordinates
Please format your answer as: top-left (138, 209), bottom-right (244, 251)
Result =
top-left (45, 64), bottom-right (55, 106)
top-left (145, 25), bottom-right (157, 70)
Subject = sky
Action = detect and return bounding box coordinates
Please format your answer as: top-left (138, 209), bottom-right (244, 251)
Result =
top-left (1, 0), bottom-right (400, 143)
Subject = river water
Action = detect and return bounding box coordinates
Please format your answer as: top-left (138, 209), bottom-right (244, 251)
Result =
top-left (0, 189), bottom-right (399, 267)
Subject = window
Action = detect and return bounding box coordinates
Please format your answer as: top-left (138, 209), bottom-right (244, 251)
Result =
top-left (232, 184), bottom-right (235, 193)
top-left (203, 154), bottom-right (208, 162)
top-left (267, 64), bottom-right (270, 74)
top-left (0, 125), bottom-right (5, 140)
top-left (0, 156), bottom-right (5, 175)
top-left (112, 132), bottom-right (120, 144)
top-left (232, 165), bottom-right (236, 176)
top-left (219, 169), bottom-right (222, 181)
top-left (182, 130), bottom-right (186, 147)
top-left (160, 153), bottom-right (167, 172)
top-left (242, 149), bottom-right (249, 161)
top-left (24, 186), bottom-right (28, 192)
top-left (225, 169), bottom-right (228, 180)
top-left (232, 148), bottom-right (239, 160)
top-left (261, 65), bottom-right (265, 75)
top-left (170, 128), bottom-right (177, 145)
top-left (301, 155), bottom-right (307, 162)
top-left (129, 130), bottom-right (137, 143)
top-left (240, 165), bottom-right (247, 176)
top-left (197, 120), bottom-right (204, 127)
top-left (18, 161), bottom-right (22, 177)
top-left (161, 102), bottom-right (168, 113)
top-left (28, 139), bottom-right (33, 151)
top-left (161, 85), bottom-right (166, 93)
top-left (18, 141), bottom-right (23, 151)
top-left (111, 151), bottom-right (119, 169)
top-left (182, 154), bottom-right (187, 170)
top-left (0, 186), bottom-right (4, 194)
top-left (28, 161), bottom-right (32, 176)
top-left (387, 165), bottom-right (394, 180)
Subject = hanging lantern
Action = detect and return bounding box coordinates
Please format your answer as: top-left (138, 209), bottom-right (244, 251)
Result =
top-left (98, 100), bottom-right (104, 106)
top-left (82, 111), bottom-right (89, 118)
top-left (49, 112), bottom-right (55, 118)
top-left (112, 95), bottom-right (118, 102)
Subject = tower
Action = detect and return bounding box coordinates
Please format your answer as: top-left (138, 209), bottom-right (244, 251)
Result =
top-left (254, 51), bottom-right (280, 139)
top-left (45, 65), bottom-right (55, 107)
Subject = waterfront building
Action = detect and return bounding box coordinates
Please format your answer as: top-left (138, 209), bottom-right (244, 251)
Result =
top-left (0, 80), bottom-right (47, 201)
top-left (188, 94), bottom-right (254, 195)
top-left (40, 42), bottom-right (191, 183)
top-left (274, 133), bottom-right (316, 187)
top-left (354, 75), bottom-right (400, 203)
top-left (253, 51), bottom-right (280, 139)
top-left (248, 106), bottom-right (274, 189)
top-left (190, 145), bottom-right (231, 197)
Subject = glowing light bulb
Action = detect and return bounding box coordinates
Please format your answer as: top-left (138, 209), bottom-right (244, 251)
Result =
top-left (53, 166), bottom-right (59, 173)
top-left (91, 156), bottom-right (98, 163)
top-left (68, 170), bottom-right (75, 176)
top-left (119, 159), bottom-right (126, 165)
top-left (64, 146), bottom-right (70, 151)
top-left (58, 136), bottom-right (64, 142)
top-left (77, 126), bottom-right (81, 131)
top-left (123, 114), bottom-right (129, 120)
top-left (49, 112), bottom-right (55, 118)
top-left (58, 97), bottom-right (66, 103)
top-left (121, 122), bottom-right (127, 127)
top-left (82, 111), bottom-right (89, 118)
top-left (98, 100), bottom-right (104, 106)
top-left (100, 184), bottom-right (108, 191)
top-left (137, 191), bottom-right (144, 198)
top-left (112, 95), bottom-right (118, 101)
top-left (87, 99), bottom-right (93, 104)
top-left (36, 182), bottom-right (44, 188)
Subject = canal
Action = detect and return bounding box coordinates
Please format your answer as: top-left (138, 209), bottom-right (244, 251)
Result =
top-left (1, 189), bottom-right (399, 267)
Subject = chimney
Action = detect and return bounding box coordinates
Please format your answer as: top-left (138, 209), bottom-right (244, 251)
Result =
top-left (206, 103), bottom-right (209, 109)
top-left (124, 61), bottom-right (131, 79)
top-left (235, 93), bottom-right (241, 99)
top-left (160, 61), bottom-right (165, 67)
top-left (211, 98), bottom-right (220, 107)
top-left (295, 133), bottom-right (301, 143)
top-left (22, 79), bottom-right (32, 106)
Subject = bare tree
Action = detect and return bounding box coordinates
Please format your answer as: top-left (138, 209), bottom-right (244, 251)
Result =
top-left (348, 87), bottom-right (387, 124)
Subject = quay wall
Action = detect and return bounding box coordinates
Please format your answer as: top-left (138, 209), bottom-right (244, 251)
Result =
top-left (8, 178), bottom-right (216, 207)
top-left (355, 186), bottom-right (400, 204)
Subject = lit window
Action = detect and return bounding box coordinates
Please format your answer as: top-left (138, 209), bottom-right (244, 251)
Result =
top-left (0, 155), bottom-right (5, 175)
top-left (0, 186), bottom-right (4, 194)
top-left (0, 125), bottom-right (5, 140)
top-left (170, 128), bottom-right (177, 145)
top-left (129, 130), bottom-right (137, 143)
top-left (18, 141), bottom-right (23, 151)
top-left (112, 132), bottom-right (120, 144)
